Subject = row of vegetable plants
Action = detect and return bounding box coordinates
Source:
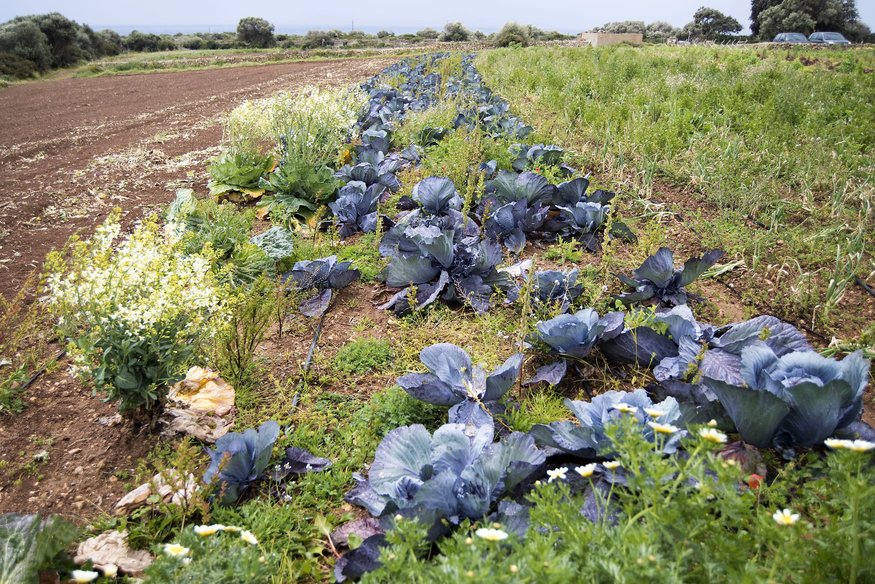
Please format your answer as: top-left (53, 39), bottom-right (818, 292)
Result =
top-left (213, 52), bottom-right (874, 582)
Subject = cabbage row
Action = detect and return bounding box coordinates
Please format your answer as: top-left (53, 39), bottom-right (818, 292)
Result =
top-left (321, 56), bottom-right (874, 582)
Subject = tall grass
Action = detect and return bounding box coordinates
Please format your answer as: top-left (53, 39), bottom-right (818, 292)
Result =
top-left (477, 45), bottom-right (875, 331)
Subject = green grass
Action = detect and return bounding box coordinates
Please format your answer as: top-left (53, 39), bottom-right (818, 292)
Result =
top-left (476, 45), bottom-right (875, 336)
top-left (333, 337), bottom-right (394, 374)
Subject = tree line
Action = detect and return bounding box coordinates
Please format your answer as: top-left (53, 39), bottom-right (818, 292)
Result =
top-left (591, 1), bottom-right (870, 42)
top-left (0, 15), bottom-right (574, 81)
top-left (2, 5), bottom-right (872, 82)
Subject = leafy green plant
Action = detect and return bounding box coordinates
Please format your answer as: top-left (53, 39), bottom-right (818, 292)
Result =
top-left (333, 338), bottom-right (394, 374)
top-left (145, 523), bottom-right (272, 584)
top-left (114, 438), bottom-right (212, 551)
top-left (214, 278), bottom-right (277, 388)
top-left (258, 157), bottom-right (339, 220)
top-left (207, 150), bottom-right (274, 198)
top-left (45, 214), bottom-right (228, 420)
top-left (544, 237), bottom-right (583, 264)
top-left (0, 514), bottom-right (77, 584)
top-left (169, 195), bottom-right (278, 286)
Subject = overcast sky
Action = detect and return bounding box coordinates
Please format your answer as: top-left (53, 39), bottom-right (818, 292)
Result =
top-left (1, 0), bottom-right (874, 34)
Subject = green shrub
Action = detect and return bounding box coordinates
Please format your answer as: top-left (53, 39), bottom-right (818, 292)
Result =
top-left (214, 277), bottom-right (277, 388)
top-left (0, 51), bottom-right (38, 79)
top-left (334, 338), bottom-right (394, 374)
top-left (236, 17), bottom-right (275, 49)
top-left (493, 22), bottom-right (530, 47)
top-left (45, 213), bottom-right (229, 419)
top-left (0, 20), bottom-right (51, 73)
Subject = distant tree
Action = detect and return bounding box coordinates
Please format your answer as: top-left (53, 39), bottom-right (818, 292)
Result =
top-left (236, 17), bottom-right (275, 48)
top-left (542, 29), bottom-right (571, 41)
top-left (757, 0), bottom-right (869, 40)
top-left (493, 22), bottom-right (531, 47)
top-left (302, 30), bottom-right (335, 49)
top-left (473, 30), bottom-right (487, 40)
top-left (182, 36), bottom-right (205, 50)
top-left (125, 30), bottom-right (162, 52)
top-left (15, 12), bottom-right (82, 67)
top-left (416, 28), bottom-right (440, 39)
top-left (595, 20), bottom-right (646, 34)
top-left (751, 0), bottom-right (783, 36)
top-left (0, 20), bottom-right (52, 72)
top-left (157, 36), bottom-right (176, 51)
top-left (842, 19), bottom-right (872, 42)
top-left (645, 21), bottom-right (678, 42)
top-left (440, 22), bottom-right (471, 42)
top-left (376, 30), bottom-right (394, 38)
top-left (683, 7), bottom-right (743, 40)
top-left (526, 25), bottom-right (546, 40)
top-left (93, 29), bottom-right (124, 56)
top-left (76, 27), bottom-right (95, 59)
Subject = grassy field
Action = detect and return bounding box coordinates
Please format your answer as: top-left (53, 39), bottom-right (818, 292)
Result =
top-left (477, 45), bottom-right (875, 341)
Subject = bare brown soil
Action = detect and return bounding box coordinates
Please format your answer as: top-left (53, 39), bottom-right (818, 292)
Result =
top-left (0, 58), bottom-right (394, 519)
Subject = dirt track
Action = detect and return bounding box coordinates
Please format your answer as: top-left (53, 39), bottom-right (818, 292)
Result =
top-left (0, 58), bottom-right (391, 518)
top-left (0, 59), bottom-right (393, 299)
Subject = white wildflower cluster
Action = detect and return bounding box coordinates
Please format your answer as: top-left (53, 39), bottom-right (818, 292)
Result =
top-left (224, 85), bottom-right (367, 162)
top-left (46, 216), bottom-right (226, 340)
top-left (45, 214), bottom-right (229, 405)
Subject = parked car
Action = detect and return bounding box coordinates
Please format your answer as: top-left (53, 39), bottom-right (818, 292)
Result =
top-left (808, 32), bottom-right (851, 44)
top-left (773, 33), bottom-right (810, 43)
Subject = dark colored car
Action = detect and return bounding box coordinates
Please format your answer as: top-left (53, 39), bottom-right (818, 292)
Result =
top-left (773, 33), bottom-right (810, 43)
top-left (808, 32), bottom-right (851, 44)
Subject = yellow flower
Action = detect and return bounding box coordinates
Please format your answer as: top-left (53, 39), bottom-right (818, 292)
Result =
top-left (71, 570), bottom-right (99, 583)
top-left (163, 543), bottom-right (191, 558)
top-left (698, 428), bottom-right (728, 444)
top-left (707, 419), bottom-right (718, 427)
top-left (575, 463), bottom-right (597, 478)
top-left (546, 467), bottom-right (568, 482)
top-left (647, 421), bottom-right (679, 435)
top-left (773, 508), bottom-right (800, 526)
top-left (510, 565), bottom-right (519, 574)
top-left (825, 438), bottom-right (875, 452)
top-left (643, 407), bottom-right (663, 418)
top-left (603, 460), bottom-right (621, 470)
top-left (475, 527), bottom-right (509, 542)
top-left (194, 524), bottom-right (223, 537)
top-left (613, 403), bottom-right (637, 414)
top-left (241, 530), bottom-right (259, 545)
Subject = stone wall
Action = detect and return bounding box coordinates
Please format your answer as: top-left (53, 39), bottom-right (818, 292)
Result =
top-left (578, 33), bottom-right (644, 47)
